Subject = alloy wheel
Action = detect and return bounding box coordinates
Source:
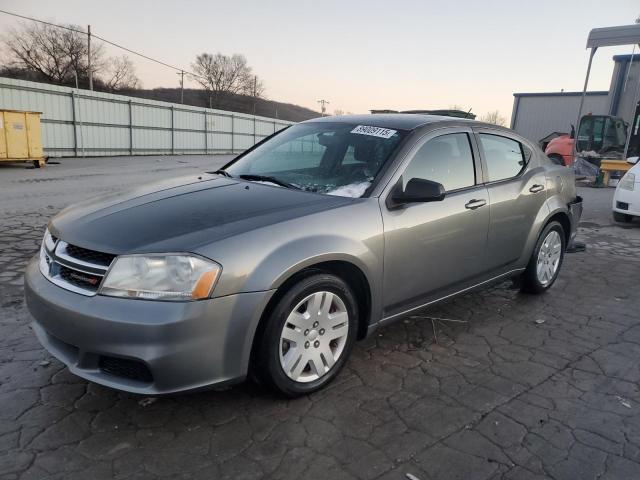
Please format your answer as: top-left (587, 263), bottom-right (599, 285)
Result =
top-left (536, 230), bottom-right (562, 286)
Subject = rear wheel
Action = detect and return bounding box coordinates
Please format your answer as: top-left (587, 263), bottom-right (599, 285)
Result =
top-left (255, 273), bottom-right (357, 397)
top-left (613, 211), bottom-right (633, 223)
top-left (520, 221), bottom-right (565, 294)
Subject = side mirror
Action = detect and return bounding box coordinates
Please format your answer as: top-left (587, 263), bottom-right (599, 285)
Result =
top-left (387, 178), bottom-right (446, 209)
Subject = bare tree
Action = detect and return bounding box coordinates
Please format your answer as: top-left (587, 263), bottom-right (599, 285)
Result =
top-left (191, 53), bottom-right (264, 102)
top-left (2, 22), bottom-right (140, 91)
top-left (103, 56), bottom-right (139, 91)
top-left (333, 109), bottom-right (344, 116)
top-left (2, 22), bottom-right (103, 85)
top-left (480, 110), bottom-right (507, 126)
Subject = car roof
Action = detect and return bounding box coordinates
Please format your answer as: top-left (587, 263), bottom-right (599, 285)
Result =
top-left (302, 113), bottom-right (476, 131)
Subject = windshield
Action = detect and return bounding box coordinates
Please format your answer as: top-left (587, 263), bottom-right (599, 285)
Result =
top-left (225, 122), bottom-right (407, 197)
top-left (577, 116), bottom-right (628, 155)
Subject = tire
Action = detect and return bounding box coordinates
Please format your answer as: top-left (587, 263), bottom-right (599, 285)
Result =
top-left (255, 273), bottom-right (358, 397)
top-left (548, 154), bottom-right (565, 166)
top-left (613, 211), bottom-right (633, 223)
top-left (520, 221), bottom-right (566, 294)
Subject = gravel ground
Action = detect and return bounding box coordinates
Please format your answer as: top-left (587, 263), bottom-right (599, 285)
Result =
top-left (0, 156), bottom-right (639, 480)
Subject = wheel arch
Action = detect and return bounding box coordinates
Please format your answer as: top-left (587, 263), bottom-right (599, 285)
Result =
top-left (518, 200), bottom-right (572, 269)
top-left (545, 210), bottom-right (571, 246)
top-left (248, 258), bottom-right (374, 375)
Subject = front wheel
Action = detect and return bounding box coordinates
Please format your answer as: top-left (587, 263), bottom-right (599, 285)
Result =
top-left (520, 221), bottom-right (566, 294)
top-left (255, 273), bottom-right (358, 397)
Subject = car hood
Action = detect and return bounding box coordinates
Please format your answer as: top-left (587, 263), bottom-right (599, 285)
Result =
top-left (50, 173), bottom-right (354, 254)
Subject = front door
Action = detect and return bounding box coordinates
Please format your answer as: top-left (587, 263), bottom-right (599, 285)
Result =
top-left (380, 128), bottom-right (490, 318)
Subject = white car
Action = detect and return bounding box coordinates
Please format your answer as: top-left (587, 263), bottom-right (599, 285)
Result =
top-left (613, 158), bottom-right (640, 223)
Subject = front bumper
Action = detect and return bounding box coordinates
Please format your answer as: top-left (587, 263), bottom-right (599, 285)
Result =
top-left (25, 257), bottom-right (275, 394)
top-left (613, 188), bottom-right (640, 217)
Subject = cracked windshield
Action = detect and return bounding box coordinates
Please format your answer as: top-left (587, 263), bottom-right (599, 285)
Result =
top-left (226, 122), bottom-right (406, 197)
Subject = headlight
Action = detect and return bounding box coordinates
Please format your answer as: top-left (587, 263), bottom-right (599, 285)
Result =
top-left (100, 254), bottom-right (221, 301)
top-left (43, 229), bottom-right (57, 252)
top-left (39, 229), bottom-right (56, 276)
top-left (619, 172), bottom-right (635, 191)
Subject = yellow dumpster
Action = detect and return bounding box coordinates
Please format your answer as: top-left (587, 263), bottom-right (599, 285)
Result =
top-left (0, 110), bottom-right (46, 168)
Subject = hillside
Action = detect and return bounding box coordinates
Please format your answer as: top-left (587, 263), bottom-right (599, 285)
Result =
top-left (0, 68), bottom-right (320, 122)
top-left (118, 87), bottom-right (320, 122)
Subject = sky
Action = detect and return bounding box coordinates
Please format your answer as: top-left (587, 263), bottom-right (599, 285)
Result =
top-left (1, 0), bottom-right (639, 122)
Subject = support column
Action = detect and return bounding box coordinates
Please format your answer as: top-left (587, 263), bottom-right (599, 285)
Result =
top-left (574, 47), bottom-right (598, 156)
top-left (71, 91), bottom-right (78, 156)
top-left (171, 105), bottom-right (175, 155)
top-left (128, 100), bottom-right (133, 155)
top-left (204, 110), bottom-right (208, 154)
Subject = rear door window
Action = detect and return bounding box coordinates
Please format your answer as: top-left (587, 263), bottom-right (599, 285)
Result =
top-left (479, 134), bottom-right (526, 182)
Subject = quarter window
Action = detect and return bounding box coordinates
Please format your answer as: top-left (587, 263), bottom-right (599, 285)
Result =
top-left (401, 133), bottom-right (476, 192)
top-left (479, 134), bottom-right (526, 182)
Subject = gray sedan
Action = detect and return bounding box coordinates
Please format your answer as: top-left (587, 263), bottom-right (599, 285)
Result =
top-left (24, 114), bottom-right (582, 396)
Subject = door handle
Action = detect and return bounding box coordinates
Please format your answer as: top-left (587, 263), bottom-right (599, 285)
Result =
top-left (529, 184), bottom-right (545, 194)
top-left (465, 199), bottom-right (487, 210)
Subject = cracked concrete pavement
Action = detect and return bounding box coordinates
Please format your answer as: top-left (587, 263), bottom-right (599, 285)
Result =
top-left (1, 156), bottom-right (640, 479)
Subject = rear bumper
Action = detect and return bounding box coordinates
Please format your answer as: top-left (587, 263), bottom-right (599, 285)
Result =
top-left (568, 196), bottom-right (583, 244)
top-left (25, 256), bottom-right (275, 394)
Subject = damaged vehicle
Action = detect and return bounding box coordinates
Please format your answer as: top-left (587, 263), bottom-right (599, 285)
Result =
top-left (25, 114), bottom-right (582, 397)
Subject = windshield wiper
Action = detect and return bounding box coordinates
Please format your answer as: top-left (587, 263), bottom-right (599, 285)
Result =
top-left (211, 169), bottom-right (233, 178)
top-left (239, 174), bottom-right (301, 190)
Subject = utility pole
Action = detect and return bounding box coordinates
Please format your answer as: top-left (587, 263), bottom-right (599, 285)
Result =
top-left (87, 25), bottom-right (93, 90)
top-left (253, 75), bottom-right (257, 115)
top-left (177, 70), bottom-right (185, 104)
top-left (317, 99), bottom-right (330, 116)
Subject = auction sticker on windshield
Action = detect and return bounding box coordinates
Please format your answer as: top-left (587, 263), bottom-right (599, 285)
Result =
top-left (351, 125), bottom-right (397, 139)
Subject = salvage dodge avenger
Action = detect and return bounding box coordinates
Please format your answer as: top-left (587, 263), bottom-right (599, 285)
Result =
top-left (25, 114), bottom-right (583, 396)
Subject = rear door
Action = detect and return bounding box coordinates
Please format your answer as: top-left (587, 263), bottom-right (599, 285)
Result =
top-left (475, 129), bottom-right (548, 271)
top-left (380, 127), bottom-right (490, 317)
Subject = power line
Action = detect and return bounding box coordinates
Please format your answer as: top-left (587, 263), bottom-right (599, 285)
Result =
top-left (0, 8), bottom-right (206, 81)
top-left (0, 9), bottom-right (82, 34)
top-left (92, 33), bottom-right (187, 73)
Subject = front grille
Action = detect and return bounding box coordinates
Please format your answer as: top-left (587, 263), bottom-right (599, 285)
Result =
top-left (617, 201), bottom-right (629, 211)
top-left (41, 238), bottom-right (114, 296)
top-left (99, 356), bottom-right (153, 383)
top-left (64, 244), bottom-right (115, 267)
top-left (58, 265), bottom-right (103, 292)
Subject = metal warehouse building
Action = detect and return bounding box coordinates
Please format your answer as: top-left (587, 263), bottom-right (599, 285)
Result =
top-left (511, 54), bottom-right (640, 145)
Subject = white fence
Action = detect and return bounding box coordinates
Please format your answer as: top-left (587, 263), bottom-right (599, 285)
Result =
top-left (0, 77), bottom-right (293, 157)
